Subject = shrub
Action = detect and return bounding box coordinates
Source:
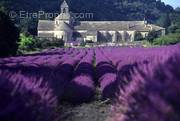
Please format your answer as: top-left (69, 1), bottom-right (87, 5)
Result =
top-left (18, 36), bottom-right (64, 53)
top-left (38, 38), bottom-right (64, 49)
top-left (18, 33), bottom-right (35, 52)
top-left (153, 33), bottom-right (180, 45)
top-left (147, 30), bottom-right (159, 43)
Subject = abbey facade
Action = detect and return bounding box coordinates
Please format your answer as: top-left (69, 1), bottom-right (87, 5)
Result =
top-left (38, 0), bottom-right (165, 43)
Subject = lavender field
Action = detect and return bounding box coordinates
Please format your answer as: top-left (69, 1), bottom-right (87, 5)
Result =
top-left (0, 44), bottom-right (180, 121)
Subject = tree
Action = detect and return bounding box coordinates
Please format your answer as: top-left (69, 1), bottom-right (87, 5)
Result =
top-left (147, 30), bottom-right (159, 43)
top-left (175, 7), bottom-right (180, 12)
top-left (168, 13), bottom-right (180, 33)
top-left (0, 11), bottom-right (19, 57)
top-left (153, 33), bottom-right (180, 45)
top-left (156, 13), bottom-right (171, 28)
top-left (0, 1), bottom-right (6, 12)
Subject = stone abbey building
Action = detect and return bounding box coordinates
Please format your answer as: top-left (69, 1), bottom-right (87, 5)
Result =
top-left (38, 0), bottom-right (165, 43)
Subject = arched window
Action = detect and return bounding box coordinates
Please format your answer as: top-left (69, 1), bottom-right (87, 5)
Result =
top-left (116, 32), bottom-right (122, 42)
top-left (134, 32), bottom-right (143, 41)
top-left (56, 21), bottom-right (58, 25)
top-left (63, 8), bottom-right (66, 13)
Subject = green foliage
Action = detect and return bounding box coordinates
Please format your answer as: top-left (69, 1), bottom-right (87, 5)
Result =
top-left (153, 33), bottom-right (180, 45)
top-left (156, 13), bottom-right (171, 28)
top-left (0, 0), bottom-right (177, 33)
top-left (37, 38), bottom-right (64, 49)
top-left (1, 0), bottom-right (179, 37)
top-left (18, 35), bottom-right (64, 53)
top-left (0, 5), bottom-right (5, 12)
top-left (80, 41), bottom-right (86, 47)
top-left (147, 30), bottom-right (159, 43)
top-left (0, 11), bottom-right (19, 57)
top-left (134, 32), bottom-right (143, 41)
top-left (0, 1), bottom-right (7, 12)
top-left (19, 18), bottom-right (38, 35)
top-left (18, 33), bottom-right (35, 51)
top-left (168, 13), bottom-right (180, 33)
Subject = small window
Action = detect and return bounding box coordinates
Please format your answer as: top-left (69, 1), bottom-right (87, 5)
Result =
top-left (63, 8), bottom-right (66, 13)
top-left (56, 21), bottom-right (58, 25)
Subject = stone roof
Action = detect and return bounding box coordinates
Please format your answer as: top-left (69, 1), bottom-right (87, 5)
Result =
top-left (54, 22), bottom-right (73, 31)
top-left (38, 20), bottom-right (164, 32)
top-left (38, 20), bottom-right (73, 31)
top-left (61, 0), bottom-right (68, 8)
top-left (150, 24), bottom-right (165, 31)
top-left (38, 20), bottom-right (54, 31)
top-left (87, 30), bottom-right (98, 35)
top-left (74, 21), bottom-right (164, 32)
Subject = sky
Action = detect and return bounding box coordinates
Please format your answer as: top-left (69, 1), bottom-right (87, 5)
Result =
top-left (161, 0), bottom-right (180, 8)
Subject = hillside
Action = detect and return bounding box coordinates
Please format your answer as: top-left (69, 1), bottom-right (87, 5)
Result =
top-left (0, 0), bottom-right (180, 34)
top-left (1, 0), bottom-right (175, 20)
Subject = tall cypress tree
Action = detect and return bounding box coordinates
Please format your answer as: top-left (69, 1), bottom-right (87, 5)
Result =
top-left (0, 11), bottom-right (19, 57)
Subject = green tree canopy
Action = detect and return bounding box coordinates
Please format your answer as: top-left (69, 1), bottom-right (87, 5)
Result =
top-left (147, 30), bottom-right (159, 43)
top-left (153, 33), bottom-right (180, 45)
top-left (156, 13), bottom-right (171, 28)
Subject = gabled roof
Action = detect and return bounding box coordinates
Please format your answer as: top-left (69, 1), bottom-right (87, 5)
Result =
top-left (54, 22), bottom-right (73, 31)
top-left (38, 20), bottom-right (73, 32)
top-left (150, 24), bottom-right (165, 31)
top-left (38, 20), bottom-right (54, 31)
top-left (38, 20), bottom-right (165, 33)
top-left (74, 21), bottom-right (164, 32)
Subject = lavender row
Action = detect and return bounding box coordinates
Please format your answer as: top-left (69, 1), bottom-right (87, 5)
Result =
top-left (0, 45), bottom-right (180, 121)
top-left (95, 48), bottom-right (118, 100)
top-left (63, 49), bottom-right (95, 103)
top-left (0, 48), bottom-right (87, 121)
top-left (108, 44), bottom-right (180, 121)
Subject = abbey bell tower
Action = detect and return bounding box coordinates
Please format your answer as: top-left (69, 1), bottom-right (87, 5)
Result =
top-left (55, 0), bottom-right (73, 25)
top-left (61, 0), bottom-right (69, 14)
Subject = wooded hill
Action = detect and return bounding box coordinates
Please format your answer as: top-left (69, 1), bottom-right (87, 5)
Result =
top-left (0, 0), bottom-right (180, 35)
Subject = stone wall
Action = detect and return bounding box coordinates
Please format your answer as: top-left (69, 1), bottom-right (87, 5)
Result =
top-left (38, 29), bottom-right (164, 43)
